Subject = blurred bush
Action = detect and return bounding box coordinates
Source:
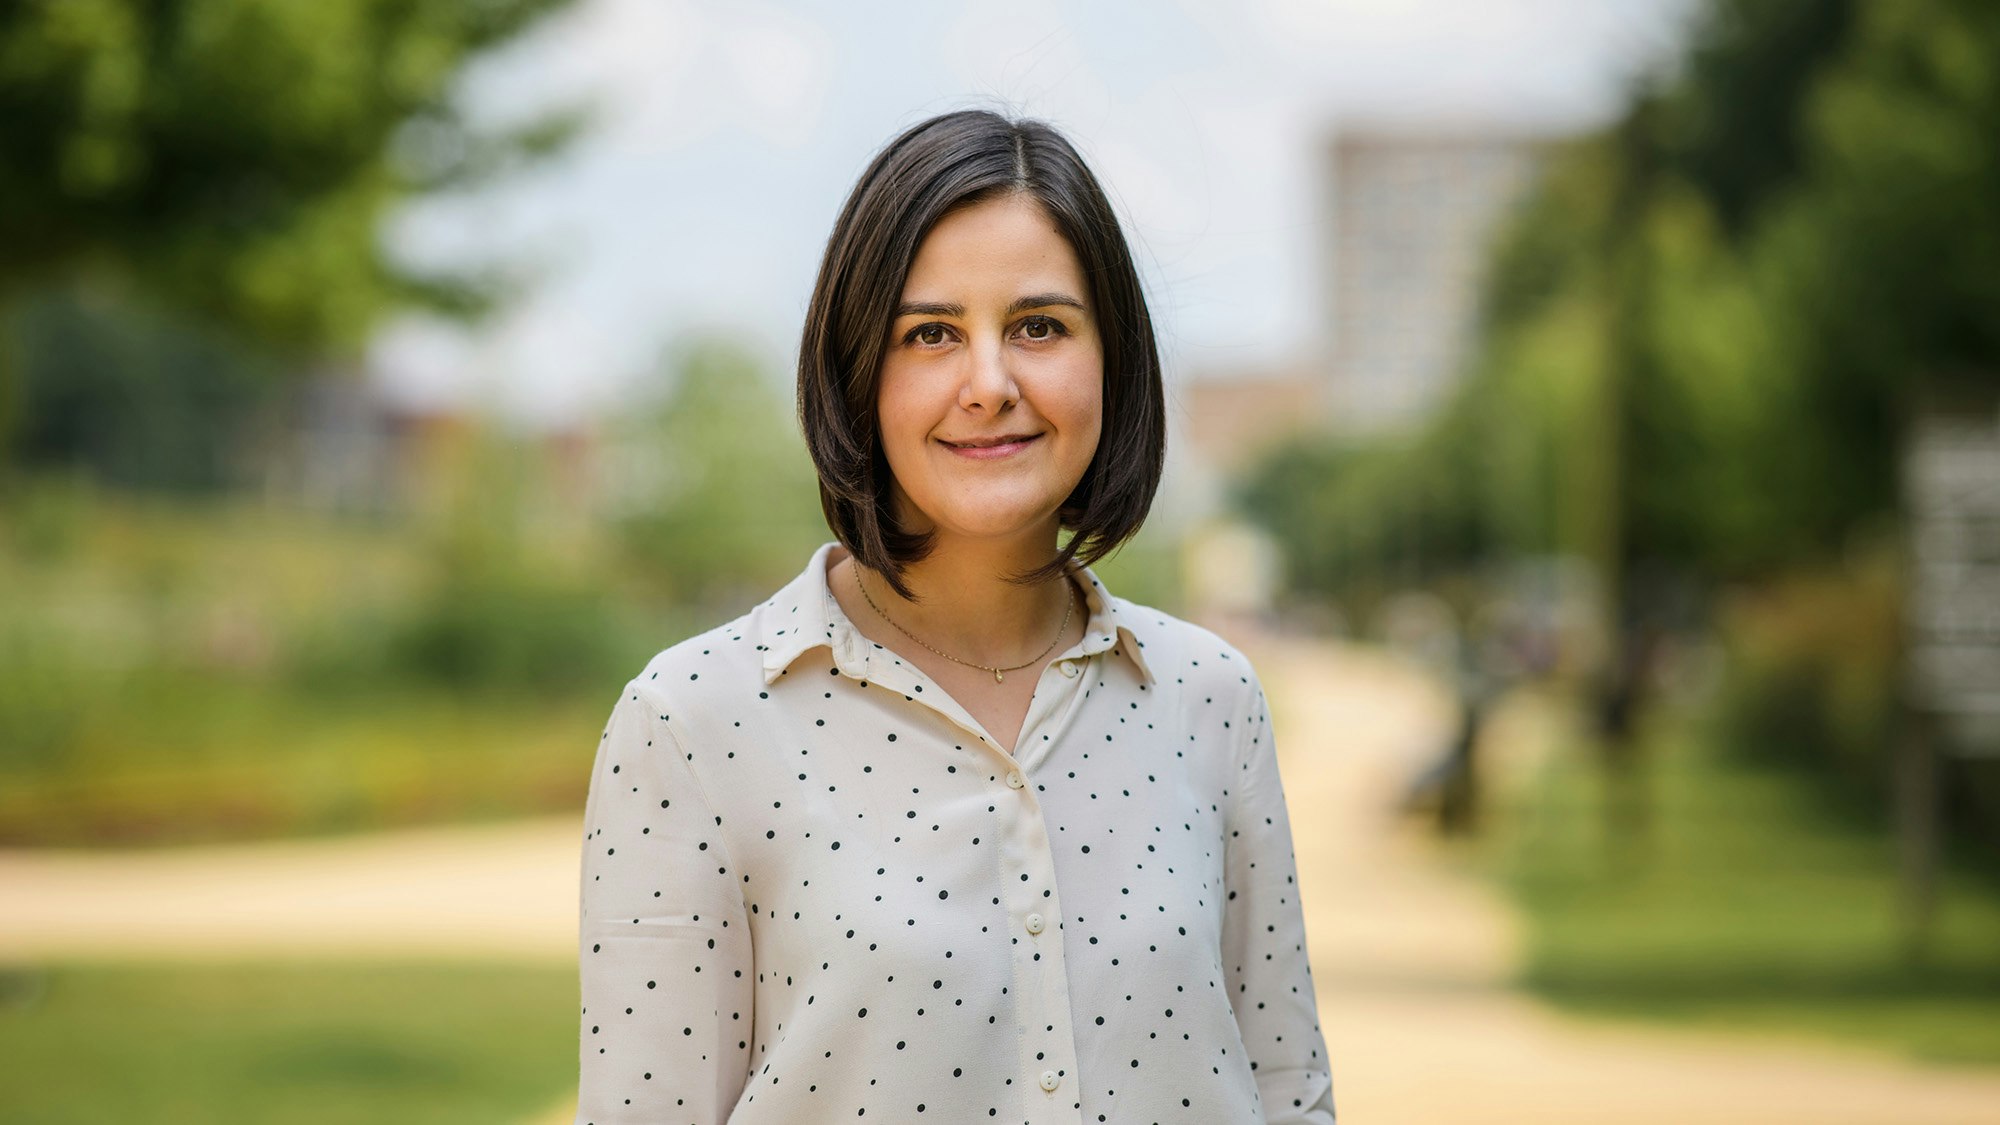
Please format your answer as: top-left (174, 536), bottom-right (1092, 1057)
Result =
top-left (1703, 546), bottom-right (1901, 819)
top-left (1704, 544), bottom-right (2000, 859)
top-left (283, 562), bottom-right (641, 704)
top-left (390, 572), bottom-right (630, 698)
top-left (0, 454), bottom-right (650, 844)
top-left (5, 287), bottom-right (285, 493)
top-left (0, 328), bottom-right (858, 845)
top-left (281, 417), bottom-right (649, 702)
top-left (0, 616), bottom-right (99, 778)
top-left (604, 334), bottom-right (831, 617)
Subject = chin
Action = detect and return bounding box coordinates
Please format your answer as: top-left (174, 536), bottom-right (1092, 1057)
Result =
top-left (927, 503), bottom-right (1067, 543)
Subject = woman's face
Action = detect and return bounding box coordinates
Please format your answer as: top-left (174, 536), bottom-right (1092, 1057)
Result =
top-left (876, 191), bottom-right (1104, 547)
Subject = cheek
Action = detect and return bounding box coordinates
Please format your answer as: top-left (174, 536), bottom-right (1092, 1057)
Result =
top-left (874, 366), bottom-right (933, 450)
top-left (1048, 357), bottom-right (1104, 447)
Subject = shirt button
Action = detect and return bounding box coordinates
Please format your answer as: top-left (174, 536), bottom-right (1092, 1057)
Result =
top-left (1025, 912), bottom-right (1045, 934)
top-left (1059, 660), bottom-right (1078, 678)
top-left (1039, 1069), bottom-right (1061, 1092)
top-left (1006, 770), bottom-right (1025, 789)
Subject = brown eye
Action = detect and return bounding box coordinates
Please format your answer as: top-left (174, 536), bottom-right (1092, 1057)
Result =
top-left (1022, 317), bottom-right (1060, 340)
top-left (916, 325), bottom-right (946, 346)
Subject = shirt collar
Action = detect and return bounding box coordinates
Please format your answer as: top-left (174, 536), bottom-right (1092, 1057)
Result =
top-left (757, 540), bottom-right (1155, 688)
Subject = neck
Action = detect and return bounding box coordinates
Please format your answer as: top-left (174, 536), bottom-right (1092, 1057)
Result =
top-left (846, 526), bottom-right (1077, 668)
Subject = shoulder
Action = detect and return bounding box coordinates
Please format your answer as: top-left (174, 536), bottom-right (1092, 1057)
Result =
top-left (1107, 593), bottom-right (1263, 702)
top-left (623, 610), bottom-right (764, 703)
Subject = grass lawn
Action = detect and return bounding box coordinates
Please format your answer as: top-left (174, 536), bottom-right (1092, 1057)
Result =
top-left (1467, 713), bottom-right (2000, 1067)
top-left (0, 960), bottom-right (578, 1125)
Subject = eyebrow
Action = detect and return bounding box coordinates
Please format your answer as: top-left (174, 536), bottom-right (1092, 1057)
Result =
top-left (894, 292), bottom-right (1089, 319)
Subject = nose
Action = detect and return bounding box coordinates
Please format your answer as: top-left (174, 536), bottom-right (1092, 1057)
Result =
top-left (957, 335), bottom-right (1019, 414)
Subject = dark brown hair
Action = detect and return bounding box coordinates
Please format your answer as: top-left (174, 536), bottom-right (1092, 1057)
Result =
top-left (797, 108), bottom-right (1166, 601)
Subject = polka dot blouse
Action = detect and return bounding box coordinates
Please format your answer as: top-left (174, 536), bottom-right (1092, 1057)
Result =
top-left (576, 540), bottom-right (1336, 1124)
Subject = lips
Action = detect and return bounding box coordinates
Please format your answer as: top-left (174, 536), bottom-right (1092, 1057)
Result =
top-left (940, 433), bottom-right (1041, 460)
top-left (942, 433), bottom-right (1040, 448)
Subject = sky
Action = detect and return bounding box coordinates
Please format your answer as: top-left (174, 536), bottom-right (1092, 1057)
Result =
top-left (369, 0), bottom-right (1698, 432)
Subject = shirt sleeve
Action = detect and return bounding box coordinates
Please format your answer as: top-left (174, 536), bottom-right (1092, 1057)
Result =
top-left (576, 677), bottom-right (755, 1125)
top-left (1220, 665), bottom-right (1337, 1124)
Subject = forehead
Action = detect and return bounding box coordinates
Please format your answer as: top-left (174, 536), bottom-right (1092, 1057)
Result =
top-left (901, 194), bottom-right (1085, 295)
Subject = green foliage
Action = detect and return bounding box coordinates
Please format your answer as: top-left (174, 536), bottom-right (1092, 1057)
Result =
top-left (1241, 0), bottom-right (2000, 601)
top-left (1783, 0), bottom-right (2000, 389)
top-left (1703, 551), bottom-right (1902, 802)
top-left (609, 335), bottom-right (831, 616)
top-left (0, 962), bottom-right (577, 1123)
top-left (0, 616), bottom-right (99, 780)
top-left (0, 0), bottom-right (578, 345)
top-left (375, 569), bottom-right (635, 700)
top-left (0, 0), bottom-right (584, 470)
top-left (283, 422), bottom-right (655, 702)
top-left (0, 326), bottom-right (875, 845)
top-left (1475, 135), bottom-right (1618, 331)
top-left (1661, 0), bottom-right (1859, 235)
top-left (1235, 0), bottom-right (2000, 870)
top-left (1236, 425), bottom-right (1487, 604)
top-left (5, 287), bottom-right (286, 491)
top-left (0, 468), bottom-right (648, 845)
top-left (1074, 520), bottom-right (1184, 614)
top-left (0, 670), bottom-right (608, 847)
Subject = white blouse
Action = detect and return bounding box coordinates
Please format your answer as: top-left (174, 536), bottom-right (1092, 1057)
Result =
top-left (576, 540), bottom-right (1336, 1124)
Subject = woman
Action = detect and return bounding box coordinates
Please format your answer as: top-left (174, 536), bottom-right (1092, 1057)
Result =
top-left (576, 108), bottom-right (1336, 1124)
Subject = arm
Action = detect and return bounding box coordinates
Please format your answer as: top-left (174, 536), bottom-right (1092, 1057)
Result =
top-left (1220, 666), bottom-right (1337, 1124)
top-left (576, 678), bottom-right (754, 1124)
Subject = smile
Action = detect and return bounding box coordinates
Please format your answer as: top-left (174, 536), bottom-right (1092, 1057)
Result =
top-left (940, 434), bottom-right (1041, 459)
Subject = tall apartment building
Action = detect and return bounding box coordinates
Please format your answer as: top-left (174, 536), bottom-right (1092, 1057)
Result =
top-left (1323, 128), bottom-right (1553, 433)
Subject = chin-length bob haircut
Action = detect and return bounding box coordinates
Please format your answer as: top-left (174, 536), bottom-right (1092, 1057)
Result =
top-left (797, 109), bottom-right (1166, 601)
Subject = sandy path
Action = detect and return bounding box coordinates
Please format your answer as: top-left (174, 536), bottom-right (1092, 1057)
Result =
top-left (5, 635), bottom-right (1999, 1124)
top-left (0, 814), bottom-right (584, 963)
top-left (1242, 632), bottom-right (2000, 1125)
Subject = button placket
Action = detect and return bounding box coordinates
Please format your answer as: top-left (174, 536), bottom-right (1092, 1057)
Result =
top-left (1000, 651), bottom-right (1095, 1121)
top-left (997, 787), bottom-right (1080, 1123)
top-left (824, 573), bottom-right (1098, 1120)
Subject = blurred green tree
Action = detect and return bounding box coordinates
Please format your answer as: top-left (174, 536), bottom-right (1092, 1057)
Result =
top-left (1236, 0), bottom-right (2000, 856)
top-left (1243, 0), bottom-right (2000, 597)
top-left (0, 0), bottom-right (582, 473)
top-left (8, 287), bottom-right (283, 492)
top-left (1662, 0), bottom-right (1859, 237)
top-left (609, 335), bottom-right (831, 620)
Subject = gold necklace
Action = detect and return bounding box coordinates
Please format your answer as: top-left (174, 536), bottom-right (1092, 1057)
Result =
top-left (852, 564), bottom-right (1075, 683)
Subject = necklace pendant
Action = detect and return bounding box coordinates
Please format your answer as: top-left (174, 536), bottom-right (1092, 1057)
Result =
top-left (994, 669), bottom-right (1004, 683)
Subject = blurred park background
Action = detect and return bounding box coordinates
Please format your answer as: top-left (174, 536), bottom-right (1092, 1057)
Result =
top-left (4, 0), bottom-right (2000, 1121)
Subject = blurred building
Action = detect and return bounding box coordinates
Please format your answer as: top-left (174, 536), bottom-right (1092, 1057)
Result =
top-left (249, 371), bottom-right (401, 517)
top-left (1177, 367), bottom-right (1327, 474)
top-left (1173, 122), bottom-right (1563, 517)
top-left (1321, 127), bottom-right (1555, 433)
top-left (249, 371), bottom-right (606, 533)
